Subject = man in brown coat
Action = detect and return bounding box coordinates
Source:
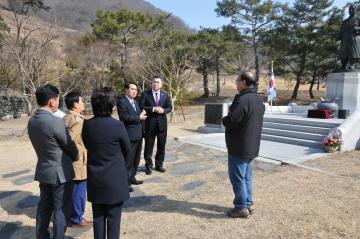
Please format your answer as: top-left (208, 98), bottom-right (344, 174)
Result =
top-left (64, 91), bottom-right (91, 227)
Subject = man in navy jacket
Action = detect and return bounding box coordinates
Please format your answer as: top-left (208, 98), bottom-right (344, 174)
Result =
top-left (222, 71), bottom-right (265, 218)
top-left (117, 82), bottom-right (147, 191)
top-left (140, 76), bottom-right (172, 175)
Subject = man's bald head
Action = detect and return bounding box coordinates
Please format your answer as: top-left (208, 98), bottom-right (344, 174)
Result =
top-left (238, 71), bottom-right (257, 86)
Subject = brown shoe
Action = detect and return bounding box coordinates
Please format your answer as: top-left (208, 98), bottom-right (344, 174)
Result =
top-left (71, 219), bottom-right (92, 228)
top-left (227, 208), bottom-right (250, 218)
top-left (83, 219), bottom-right (93, 224)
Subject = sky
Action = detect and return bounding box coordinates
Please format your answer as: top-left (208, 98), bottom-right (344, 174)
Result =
top-left (145, 0), bottom-right (349, 30)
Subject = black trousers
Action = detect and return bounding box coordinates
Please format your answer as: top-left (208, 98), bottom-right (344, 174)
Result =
top-left (144, 124), bottom-right (167, 168)
top-left (36, 181), bottom-right (73, 239)
top-left (126, 139), bottom-right (142, 182)
top-left (92, 202), bottom-right (124, 239)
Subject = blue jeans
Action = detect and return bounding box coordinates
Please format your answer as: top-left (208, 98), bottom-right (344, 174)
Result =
top-left (70, 180), bottom-right (87, 224)
top-left (228, 154), bottom-right (253, 209)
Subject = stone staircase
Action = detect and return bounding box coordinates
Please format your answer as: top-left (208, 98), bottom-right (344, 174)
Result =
top-left (261, 115), bottom-right (342, 148)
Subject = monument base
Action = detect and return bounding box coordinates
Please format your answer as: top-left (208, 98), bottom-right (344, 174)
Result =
top-left (326, 71), bottom-right (360, 113)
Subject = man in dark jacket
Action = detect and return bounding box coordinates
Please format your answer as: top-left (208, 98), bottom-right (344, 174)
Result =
top-left (140, 76), bottom-right (172, 175)
top-left (117, 82), bottom-right (147, 192)
top-left (222, 71), bottom-right (265, 218)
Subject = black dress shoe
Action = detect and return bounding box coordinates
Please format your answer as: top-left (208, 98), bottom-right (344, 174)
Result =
top-left (155, 166), bottom-right (166, 173)
top-left (145, 166), bottom-right (152, 175)
top-left (128, 186), bottom-right (134, 192)
top-left (131, 178), bottom-right (144, 185)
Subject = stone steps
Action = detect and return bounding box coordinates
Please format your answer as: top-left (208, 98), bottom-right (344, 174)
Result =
top-left (261, 134), bottom-right (322, 148)
top-left (261, 115), bottom-right (341, 148)
top-left (262, 128), bottom-right (326, 141)
top-left (263, 122), bottom-right (330, 134)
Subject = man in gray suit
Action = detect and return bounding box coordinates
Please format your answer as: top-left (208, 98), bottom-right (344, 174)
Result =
top-left (28, 84), bottom-right (78, 239)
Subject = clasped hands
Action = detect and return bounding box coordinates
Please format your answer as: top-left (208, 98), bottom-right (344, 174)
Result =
top-left (153, 106), bottom-right (164, 114)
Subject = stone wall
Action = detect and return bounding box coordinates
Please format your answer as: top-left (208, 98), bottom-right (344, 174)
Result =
top-left (0, 95), bottom-right (104, 121)
top-left (0, 96), bottom-right (30, 120)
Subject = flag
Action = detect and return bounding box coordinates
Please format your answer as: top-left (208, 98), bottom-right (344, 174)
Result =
top-left (267, 61), bottom-right (277, 102)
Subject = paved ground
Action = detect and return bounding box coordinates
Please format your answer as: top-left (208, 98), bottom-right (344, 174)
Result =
top-left (0, 109), bottom-right (359, 238)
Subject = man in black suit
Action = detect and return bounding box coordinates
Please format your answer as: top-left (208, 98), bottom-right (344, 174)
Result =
top-left (140, 76), bottom-right (172, 175)
top-left (117, 82), bottom-right (147, 192)
top-left (28, 84), bottom-right (78, 239)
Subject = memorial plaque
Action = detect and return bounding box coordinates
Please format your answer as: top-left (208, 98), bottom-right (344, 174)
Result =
top-left (204, 104), bottom-right (223, 125)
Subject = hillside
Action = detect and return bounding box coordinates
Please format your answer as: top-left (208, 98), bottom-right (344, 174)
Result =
top-left (0, 0), bottom-right (190, 32)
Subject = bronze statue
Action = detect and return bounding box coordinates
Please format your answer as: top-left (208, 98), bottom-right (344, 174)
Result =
top-left (338, 4), bottom-right (360, 69)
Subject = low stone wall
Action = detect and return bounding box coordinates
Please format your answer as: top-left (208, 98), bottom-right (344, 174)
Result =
top-left (0, 95), bottom-right (110, 121)
top-left (0, 96), bottom-right (30, 120)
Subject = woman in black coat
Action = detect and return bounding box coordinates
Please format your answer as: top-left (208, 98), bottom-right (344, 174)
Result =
top-left (82, 87), bottom-right (131, 239)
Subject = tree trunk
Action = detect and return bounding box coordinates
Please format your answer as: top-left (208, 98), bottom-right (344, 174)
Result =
top-left (202, 70), bottom-right (209, 98)
top-left (309, 77), bottom-right (315, 99)
top-left (292, 77), bottom-right (301, 99)
top-left (253, 34), bottom-right (259, 82)
top-left (169, 97), bottom-right (176, 123)
top-left (291, 53), bottom-right (306, 99)
top-left (216, 59), bottom-right (220, 97)
top-left (24, 95), bottom-right (33, 115)
top-left (255, 54), bottom-right (260, 82)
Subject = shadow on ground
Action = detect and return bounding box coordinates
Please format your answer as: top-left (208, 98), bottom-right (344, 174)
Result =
top-left (124, 195), bottom-right (228, 219)
top-left (0, 221), bottom-right (75, 239)
top-left (0, 191), bottom-right (38, 219)
top-left (0, 191), bottom-right (86, 239)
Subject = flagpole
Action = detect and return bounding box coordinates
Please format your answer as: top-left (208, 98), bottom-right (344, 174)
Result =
top-left (270, 61), bottom-right (273, 114)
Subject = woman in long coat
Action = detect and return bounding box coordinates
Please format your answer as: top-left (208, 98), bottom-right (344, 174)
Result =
top-left (82, 87), bottom-right (131, 239)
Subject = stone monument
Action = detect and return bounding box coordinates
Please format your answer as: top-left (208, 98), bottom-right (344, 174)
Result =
top-left (327, 3), bottom-right (360, 113)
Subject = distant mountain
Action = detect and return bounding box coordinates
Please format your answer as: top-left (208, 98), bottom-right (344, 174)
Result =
top-left (29, 0), bottom-right (191, 32)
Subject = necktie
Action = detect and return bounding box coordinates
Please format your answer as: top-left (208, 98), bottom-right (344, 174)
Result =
top-left (155, 92), bottom-right (160, 106)
top-left (131, 100), bottom-right (137, 112)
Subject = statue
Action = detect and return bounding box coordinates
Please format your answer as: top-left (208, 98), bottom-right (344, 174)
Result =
top-left (338, 4), bottom-right (360, 69)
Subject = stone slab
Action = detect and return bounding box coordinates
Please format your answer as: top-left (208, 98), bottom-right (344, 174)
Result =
top-left (0, 191), bottom-right (20, 200)
top-left (179, 181), bottom-right (205, 191)
top-left (169, 163), bottom-right (212, 176)
top-left (14, 175), bottom-right (34, 186)
top-left (214, 171), bottom-right (228, 178)
top-left (0, 222), bottom-right (21, 239)
top-left (177, 133), bottom-right (327, 164)
top-left (145, 177), bottom-right (169, 184)
top-left (17, 195), bottom-right (39, 209)
top-left (2, 169), bottom-right (31, 178)
top-left (164, 154), bottom-right (178, 163)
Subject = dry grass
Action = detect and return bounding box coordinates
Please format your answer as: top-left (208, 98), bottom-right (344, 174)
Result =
top-left (188, 73), bottom-right (326, 106)
top-left (0, 102), bottom-right (359, 238)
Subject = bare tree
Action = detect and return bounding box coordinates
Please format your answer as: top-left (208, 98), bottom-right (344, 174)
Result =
top-left (132, 44), bottom-right (194, 122)
top-left (2, 11), bottom-right (61, 113)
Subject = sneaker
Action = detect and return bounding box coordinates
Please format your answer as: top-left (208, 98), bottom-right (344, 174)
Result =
top-left (227, 208), bottom-right (250, 218)
top-left (248, 203), bottom-right (255, 214)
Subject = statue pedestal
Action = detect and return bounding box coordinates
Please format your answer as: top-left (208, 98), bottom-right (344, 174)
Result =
top-left (326, 71), bottom-right (360, 113)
